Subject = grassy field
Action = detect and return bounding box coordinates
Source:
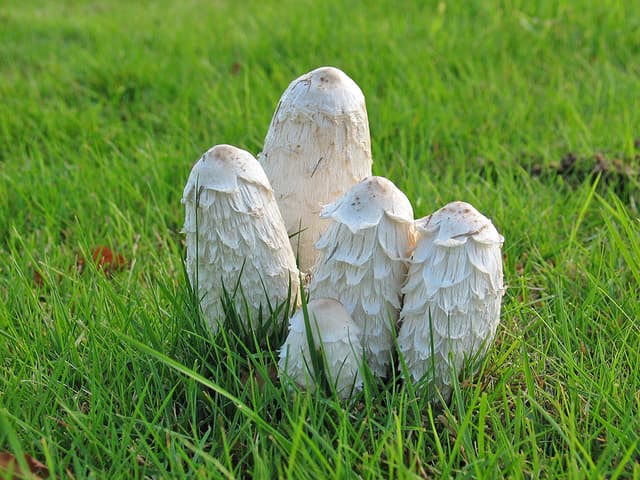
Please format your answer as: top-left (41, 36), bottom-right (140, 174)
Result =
top-left (1, 0), bottom-right (639, 477)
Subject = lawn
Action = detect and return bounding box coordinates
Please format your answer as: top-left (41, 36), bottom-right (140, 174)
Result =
top-left (1, 0), bottom-right (639, 478)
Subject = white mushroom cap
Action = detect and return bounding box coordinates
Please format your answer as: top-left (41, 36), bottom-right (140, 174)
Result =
top-left (183, 144), bottom-right (271, 197)
top-left (320, 176), bottom-right (414, 233)
top-left (278, 66), bottom-right (367, 116)
top-left (278, 298), bottom-right (363, 399)
top-left (182, 144), bottom-right (300, 334)
top-left (398, 201), bottom-right (505, 401)
top-left (259, 66), bottom-right (373, 272)
top-left (416, 201), bottom-right (505, 248)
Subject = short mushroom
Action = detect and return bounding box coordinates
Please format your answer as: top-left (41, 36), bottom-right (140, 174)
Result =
top-left (278, 298), bottom-right (363, 399)
top-left (309, 176), bottom-right (415, 377)
top-left (182, 144), bottom-right (300, 334)
top-left (398, 201), bottom-right (505, 401)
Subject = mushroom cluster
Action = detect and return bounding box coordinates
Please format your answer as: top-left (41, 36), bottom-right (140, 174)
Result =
top-left (182, 66), bottom-right (505, 402)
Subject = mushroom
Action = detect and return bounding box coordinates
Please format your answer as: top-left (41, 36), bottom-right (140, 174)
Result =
top-left (278, 298), bottom-right (363, 399)
top-left (258, 66), bottom-right (373, 272)
top-left (309, 176), bottom-right (415, 377)
top-left (397, 201), bottom-right (505, 401)
top-left (182, 144), bottom-right (300, 334)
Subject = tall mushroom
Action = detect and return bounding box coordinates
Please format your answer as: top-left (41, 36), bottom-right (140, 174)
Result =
top-left (398, 201), bottom-right (505, 401)
top-left (279, 297), bottom-right (363, 399)
top-left (258, 66), bottom-right (373, 272)
top-left (309, 176), bottom-right (415, 377)
top-left (182, 144), bottom-right (300, 334)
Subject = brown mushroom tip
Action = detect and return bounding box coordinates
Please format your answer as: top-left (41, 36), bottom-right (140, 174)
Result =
top-left (208, 144), bottom-right (239, 161)
top-left (309, 66), bottom-right (349, 88)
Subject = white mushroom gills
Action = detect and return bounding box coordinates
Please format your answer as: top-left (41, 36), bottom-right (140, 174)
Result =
top-left (309, 176), bottom-right (415, 377)
top-left (258, 66), bottom-right (373, 272)
top-left (278, 298), bottom-right (363, 399)
top-left (182, 144), bottom-right (300, 334)
top-left (398, 201), bottom-right (505, 401)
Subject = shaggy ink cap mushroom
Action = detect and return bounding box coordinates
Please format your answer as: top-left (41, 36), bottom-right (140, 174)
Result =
top-left (182, 144), bottom-right (300, 334)
top-left (259, 66), bottom-right (373, 272)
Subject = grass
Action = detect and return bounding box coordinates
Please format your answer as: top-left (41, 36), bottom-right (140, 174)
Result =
top-left (1, 0), bottom-right (639, 477)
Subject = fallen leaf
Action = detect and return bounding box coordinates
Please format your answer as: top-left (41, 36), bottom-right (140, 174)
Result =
top-left (0, 451), bottom-right (49, 479)
top-left (33, 270), bottom-right (44, 288)
top-left (90, 246), bottom-right (127, 275)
